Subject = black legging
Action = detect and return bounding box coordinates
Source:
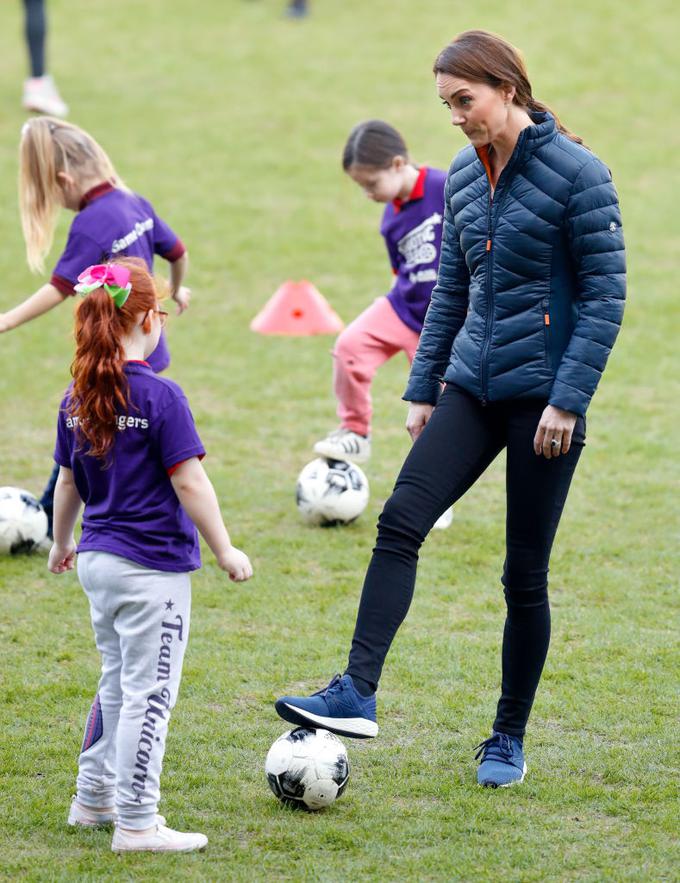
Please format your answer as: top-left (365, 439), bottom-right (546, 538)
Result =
top-left (23, 0), bottom-right (46, 78)
top-left (346, 383), bottom-right (586, 738)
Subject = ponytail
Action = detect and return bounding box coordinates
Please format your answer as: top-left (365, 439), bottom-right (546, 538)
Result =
top-left (19, 117), bottom-right (124, 273)
top-left (433, 30), bottom-right (584, 146)
top-left (69, 258), bottom-right (158, 462)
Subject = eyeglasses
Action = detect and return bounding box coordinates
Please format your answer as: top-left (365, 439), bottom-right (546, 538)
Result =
top-left (154, 308), bottom-right (169, 327)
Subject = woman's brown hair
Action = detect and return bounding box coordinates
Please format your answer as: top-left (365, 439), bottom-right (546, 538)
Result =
top-left (69, 258), bottom-right (160, 462)
top-left (433, 30), bottom-right (583, 144)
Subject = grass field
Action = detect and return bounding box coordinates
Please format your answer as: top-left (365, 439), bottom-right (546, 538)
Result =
top-left (0, 0), bottom-right (678, 880)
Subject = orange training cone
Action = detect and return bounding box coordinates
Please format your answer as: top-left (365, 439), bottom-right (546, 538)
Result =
top-left (250, 280), bottom-right (344, 336)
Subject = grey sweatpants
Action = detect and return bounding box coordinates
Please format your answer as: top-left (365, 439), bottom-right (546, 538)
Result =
top-left (76, 551), bottom-right (191, 829)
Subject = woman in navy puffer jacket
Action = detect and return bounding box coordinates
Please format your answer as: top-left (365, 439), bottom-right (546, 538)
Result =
top-left (275, 31), bottom-right (625, 789)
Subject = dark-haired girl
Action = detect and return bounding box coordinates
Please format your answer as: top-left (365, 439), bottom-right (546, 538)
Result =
top-left (313, 120), bottom-right (448, 480)
top-left (276, 30), bottom-right (625, 788)
top-left (48, 259), bottom-right (252, 852)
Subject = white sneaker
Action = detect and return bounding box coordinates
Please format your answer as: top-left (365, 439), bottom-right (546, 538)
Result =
top-left (432, 506), bottom-right (454, 530)
top-left (111, 823), bottom-right (207, 853)
top-left (314, 428), bottom-right (371, 464)
top-left (67, 796), bottom-right (166, 828)
top-left (22, 74), bottom-right (69, 117)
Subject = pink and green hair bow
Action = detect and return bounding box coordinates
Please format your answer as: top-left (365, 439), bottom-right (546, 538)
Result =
top-left (75, 264), bottom-right (132, 308)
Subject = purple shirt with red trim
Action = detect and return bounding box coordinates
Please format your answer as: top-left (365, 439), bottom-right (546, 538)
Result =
top-left (54, 362), bottom-right (205, 572)
top-left (381, 166), bottom-right (447, 332)
top-left (51, 184), bottom-right (186, 373)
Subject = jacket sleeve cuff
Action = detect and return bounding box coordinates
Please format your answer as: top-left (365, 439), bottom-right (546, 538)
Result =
top-left (402, 379), bottom-right (441, 405)
top-left (548, 383), bottom-right (589, 417)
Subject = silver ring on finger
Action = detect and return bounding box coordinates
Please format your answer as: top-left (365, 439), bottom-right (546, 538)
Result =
top-left (550, 438), bottom-right (560, 449)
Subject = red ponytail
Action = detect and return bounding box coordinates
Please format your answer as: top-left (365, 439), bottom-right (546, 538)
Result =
top-left (69, 258), bottom-right (160, 462)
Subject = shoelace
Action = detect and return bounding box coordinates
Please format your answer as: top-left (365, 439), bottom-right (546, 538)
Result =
top-left (474, 732), bottom-right (515, 762)
top-left (312, 674), bottom-right (345, 698)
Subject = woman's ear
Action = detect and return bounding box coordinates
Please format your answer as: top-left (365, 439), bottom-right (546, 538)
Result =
top-left (501, 83), bottom-right (517, 105)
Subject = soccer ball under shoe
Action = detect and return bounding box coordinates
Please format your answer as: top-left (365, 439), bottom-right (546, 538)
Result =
top-left (265, 727), bottom-right (350, 811)
top-left (0, 487), bottom-right (48, 554)
top-left (296, 458), bottom-right (369, 526)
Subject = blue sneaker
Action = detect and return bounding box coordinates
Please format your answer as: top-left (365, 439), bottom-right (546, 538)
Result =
top-left (275, 674), bottom-right (378, 739)
top-left (475, 732), bottom-right (527, 787)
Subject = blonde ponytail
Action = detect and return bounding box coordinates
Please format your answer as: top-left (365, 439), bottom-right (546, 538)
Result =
top-left (19, 117), bottom-right (124, 273)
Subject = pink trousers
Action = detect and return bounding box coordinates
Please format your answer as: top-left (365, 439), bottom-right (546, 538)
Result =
top-left (332, 297), bottom-right (420, 436)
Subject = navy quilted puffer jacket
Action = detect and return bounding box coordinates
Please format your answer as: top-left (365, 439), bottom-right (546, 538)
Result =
top-left (404, 113), bottom-right (626, 415)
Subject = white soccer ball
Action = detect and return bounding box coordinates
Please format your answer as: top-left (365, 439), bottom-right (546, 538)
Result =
top-left (265, 727), bottom-right (350, 811)
top-left (296, 458), bottom-right (369, 526)
top-left (0, 487), bottom-right (48, 554)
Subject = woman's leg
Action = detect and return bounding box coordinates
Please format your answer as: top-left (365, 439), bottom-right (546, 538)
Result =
top-left (332, 297), bottom-right (419, 436)
top-left (346, 385), bottom-right (505, 693)
top-left (493, 404), bottom-right (586, 737)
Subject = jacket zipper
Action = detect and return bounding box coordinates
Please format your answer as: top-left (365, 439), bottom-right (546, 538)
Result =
top-left (542, 298), bottom-right (551, 368)
top-left (478, 142), bottom-right (525, 403)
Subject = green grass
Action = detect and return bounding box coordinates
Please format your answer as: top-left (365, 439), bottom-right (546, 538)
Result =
top-left (1, 0), bottom-right (678, 879)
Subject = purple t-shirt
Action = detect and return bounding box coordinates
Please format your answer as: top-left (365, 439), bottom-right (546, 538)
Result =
top-left (51, 184), bottom-right (186, 373)
top-left (381, 167), bottom-right (447, 332)
top-left (54, 362), bottom-right (205, 572)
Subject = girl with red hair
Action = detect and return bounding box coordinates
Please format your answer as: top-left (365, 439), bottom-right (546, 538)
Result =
top-left (49, 259), bottom-right (251, 853)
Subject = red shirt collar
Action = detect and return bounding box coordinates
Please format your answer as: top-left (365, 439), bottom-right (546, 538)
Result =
top-left (125, 360), bottom-right (151, 367)
top-left (79, 181), bottom-right (116, 211)
top-left (392, 166), bottom-right (427, 213)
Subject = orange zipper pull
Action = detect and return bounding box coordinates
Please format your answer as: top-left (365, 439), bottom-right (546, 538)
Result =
top-left (544, 313), bottom-right (550, 326)
top-left (486, 238), bottom-right (492, 252)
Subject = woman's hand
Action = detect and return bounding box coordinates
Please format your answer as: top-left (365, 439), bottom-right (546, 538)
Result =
top-left (217, 546), bottom-right (253, 582)
top-left (533, 405), bottom-right (578, 458)
top-left (172, 286), bottom-right (191, 314)
top-left (48, 542), bottom-right (76, 573)
top-left (406, 402), bottom-right (434, 443)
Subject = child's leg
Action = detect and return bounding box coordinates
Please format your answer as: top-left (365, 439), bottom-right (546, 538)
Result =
top-left (39, 462), bottom-right (59, 538)
top-left (75, 552), bottom-right (123, 809)
top-left (111, 560), bottom-right (192, 830)
top-left (333, 297), bottom-right (420, 436)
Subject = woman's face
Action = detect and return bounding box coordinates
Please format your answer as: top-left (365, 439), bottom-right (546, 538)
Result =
top-left (436, 73), bottom-right (513, 147)
top-left (347, 159), bottom-right (406, 203)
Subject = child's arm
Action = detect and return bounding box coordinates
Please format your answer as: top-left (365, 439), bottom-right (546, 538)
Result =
top-left (47, 466), bottom-right (82, 574)
top-left (0, 283), bottom-right (65, 333)
top-left (170, 456), bottom-right (252, 582)
top-left (168, 251), bottom-right (191, 314)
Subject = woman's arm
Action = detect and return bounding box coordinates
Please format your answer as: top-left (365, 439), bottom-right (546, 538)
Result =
top-left (168, 251), bottom-right (191, 314)
top-left (170, 456), bottom-right (252, 582)
top-left (0, 283), bottom-right (65, 333)
top-left (550, 158), bottom-right (626, 416)
top-left (48, 466), bottom-right (82, 574)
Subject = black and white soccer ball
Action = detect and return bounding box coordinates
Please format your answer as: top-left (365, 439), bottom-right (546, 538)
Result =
top-left (0, 487), bottom-right (48, 554)
top-left (296, 458), bottom-right (369, 526)
top-left (265, 727), bottom-right (350, 811)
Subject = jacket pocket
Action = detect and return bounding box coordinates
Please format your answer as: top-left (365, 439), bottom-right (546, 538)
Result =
top-left (542, 299), bottom-right (552, 370)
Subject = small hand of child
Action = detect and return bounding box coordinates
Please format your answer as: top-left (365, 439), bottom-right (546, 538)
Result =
top-left (217, 546), bottom-right (253, 582)
top-left (172, 286), bottom-right (191, 315)
top-left (48, 542), bottom-right (76, 573)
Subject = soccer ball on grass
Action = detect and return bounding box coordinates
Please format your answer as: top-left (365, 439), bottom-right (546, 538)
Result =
top-left (296, 458), bottom-right (369, 526)
top-left (265, 727), bottom-right (350, 811)
top-left (0, 487), bottom-right (48, 554)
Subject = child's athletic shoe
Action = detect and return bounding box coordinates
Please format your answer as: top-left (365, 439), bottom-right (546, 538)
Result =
top-left (67, 796), bottom-right (166, 828)
top-left (67, 798), bottom-right (116, 827)
top-left (432, 506), bottom-right (454, 530)
top-left (475, 732), bottom-right (527, 787)
top-left (111, 823), bottom-right (207, 853)
top-left (22, 75), bottom-right (69, 117)
top-left (314, 429), bottom-right (371, 464)
top-left (275, 674), bottom-right (378, 738)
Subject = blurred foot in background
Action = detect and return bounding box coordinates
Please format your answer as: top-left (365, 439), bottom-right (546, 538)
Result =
top-left (285, 0), bottom-right (309, 18)
top-left (21, 0), bottom-right (68, 117)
